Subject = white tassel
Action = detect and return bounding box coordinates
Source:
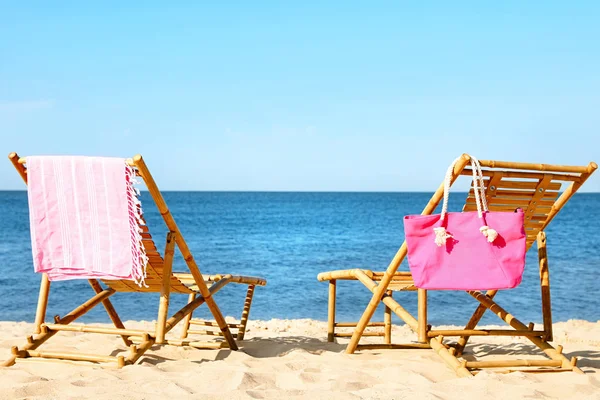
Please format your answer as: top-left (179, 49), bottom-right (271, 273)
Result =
top-left (434, 227), bottom-right (453, 247)
top-left (480, 226), bottom-right (498, 243)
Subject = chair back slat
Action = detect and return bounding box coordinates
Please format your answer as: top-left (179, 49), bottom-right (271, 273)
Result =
top-left (103, 221), bottom-right (192, 293)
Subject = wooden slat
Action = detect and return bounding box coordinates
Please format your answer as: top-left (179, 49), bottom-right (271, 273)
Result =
top-left (25, 350), bottom-right (119, 365)
top-left (463, 168), bottom-right (581, 182)
top-left (497, 180), bottom-right (562, 191)
top-left (474, 179), bottom-right (562, 191)
top-left (334, 322), bottom-right (386, 327)
top-left (482, 172), bottom-right (505, 205)
top-left (475, 160), bottom-right (590, 174)
top-left (465, 359), bottom-right (562, 369)
top-left (466, 196), bottom-right (555, 207)
top-left (525, 176), bottom-right (555, 217)
top-left (486, 189), bottom-right (559, 200)
top-left (464, 204), bottom-right (525, 212)
top-left (335, 332), bottom-right (385, 337)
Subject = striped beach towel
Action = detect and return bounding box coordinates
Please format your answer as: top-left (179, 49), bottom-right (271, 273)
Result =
top-left (26, 156), bottom-right (148, 286)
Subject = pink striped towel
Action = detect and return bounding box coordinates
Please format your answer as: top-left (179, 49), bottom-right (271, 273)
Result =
top-left (26, 156), bottom-right (148, 285)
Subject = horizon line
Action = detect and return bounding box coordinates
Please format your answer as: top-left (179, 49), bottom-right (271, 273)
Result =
top-left (1, 189), bottom-right (599, 194)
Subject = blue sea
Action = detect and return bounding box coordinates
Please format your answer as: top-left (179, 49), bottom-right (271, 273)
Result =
top-left (0, 191), bottom-right (599, 327)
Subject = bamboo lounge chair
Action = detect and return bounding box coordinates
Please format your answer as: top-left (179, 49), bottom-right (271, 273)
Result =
top-left (317, 154), bottom-right (597, 376)
top-left (3, 152), bottom-right (267, 368)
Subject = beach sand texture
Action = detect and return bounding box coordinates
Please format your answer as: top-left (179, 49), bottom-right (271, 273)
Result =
top-left (1, 319), bottom-right (599, 399)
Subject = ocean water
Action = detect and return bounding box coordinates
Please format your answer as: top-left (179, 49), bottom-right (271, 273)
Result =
top-left (0, 191), bottom-right (599, 328)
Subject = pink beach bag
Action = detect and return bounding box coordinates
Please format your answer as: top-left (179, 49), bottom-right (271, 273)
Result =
top-left (404, 155), bottom-right (527, 290)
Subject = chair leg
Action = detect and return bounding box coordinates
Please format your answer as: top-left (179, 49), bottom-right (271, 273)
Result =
top-left (237, 284), bottom-right (256, 341)
top-left (430, 336), bottom-right (473, 377)
top-left (384, 291), bottom-right (392, 345)
top-left (156, 232), bottom-right (176, 344)
top-left (327, 280), bottom-right (336, 342)
top-left (205, 296), bottom-right (238, 350)
top-left (33, 274), bottom-right (51, 334)
top-left (180, 293), bottom-right (196, 339)
top-left (537, 232), bottom-right (553, 342)
top-left (418, 289), bottom-right (428, 343)
top-left (89, 280), bottom-right (132, 346)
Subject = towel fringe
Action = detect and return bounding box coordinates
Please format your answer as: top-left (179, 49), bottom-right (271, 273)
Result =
top-left (125, 164), bottom-right (148, 288)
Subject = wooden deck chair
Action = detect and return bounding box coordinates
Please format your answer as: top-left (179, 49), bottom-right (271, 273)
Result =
top-left (318, 154), bottom-right (597, 377)
top-left (3, 152), bottom-right (267, 368)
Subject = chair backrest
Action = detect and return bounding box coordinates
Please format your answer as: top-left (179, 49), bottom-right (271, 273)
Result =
top-left (8, 153), bottom-right (202, 294)
top-left (460, 160), bottom-right (597, 250)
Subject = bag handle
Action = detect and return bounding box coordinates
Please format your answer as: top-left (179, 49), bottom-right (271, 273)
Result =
top-left (434, 155), bottom-right (499, 246)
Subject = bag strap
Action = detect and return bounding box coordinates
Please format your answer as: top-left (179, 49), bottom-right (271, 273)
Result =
top-left (439, 156), bottom-right (487, 220)
top-left (434, 154), bottom-right (498, 246)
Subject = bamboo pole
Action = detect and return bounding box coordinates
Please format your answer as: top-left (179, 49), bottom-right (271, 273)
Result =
top-left (10, 151), bottom-right (51, 340)
top-left (335, 322), bottom-right (386, 327)
top-left (474, 367), bottom-right (575, 375)
top-left (317, 269), bottom-right (413, 282)
top-left (429, 336), bottom-right (473, 378)
top-left (384, 290), bottom-right (392, 345)
top-left (164, 276), bottom-right (232, 334)
top-left (14, 357), bottom-right (118, 368)
top-left (356, 343), bottom-right (431, 350)
top-left (179, 274), bottom-right (267, 286)
top-left (318, 270), bottom-right (374, 281)
top-left (468, 291), bottom-right (583, 374)
top-left (156, 232), bottom-right (176, 344)
top-left (237, 284), bottom-right (255, 341)
top-left (25, 350), bottom-right (118, 364)
top-left (88, 280), bottom-right (131, 346)
top-left (187, 329), bottom-right (234, 337)
top-left (43, 324), bottom-right (146, 337)
top-left (180, 293), bottom-right (196, 339)
top-left (33, 275), bottom-right (51, 334)
top-left (428, 329), bottom-right (546, 337)
top-left (189, 320), bottom-right (242, 328)
top-left (12, 154), bottom-right (52, 335)
top-left (465, 359), bottom-right (562, 369)
top-left (327, 280), bottom-right (336, 342)
top-left (131, 155), bottom-right (238, 351)
top-left (462, 169), bottom-right (580, 182)
top-left (8, 152), bottom-right (27, 183)
top-left (345, 154), bottom-right (472, 354)
top-left (59, 288), bottom-right (116, 325)
top-left (335, 332), bottom-right (385, 337)
top-left (124, 333), bottom-right (155, 366)
top-left (165, 294), bottom-right (208, 334)
top-left (418, 289), bottom-right (427, 343)
top-left (537, 232), bottom-right (553, 342)
top-left (164, 339), bottom-right (226, 349)
top-left (454, 290), bottom-right (498, 356)
top-left (477, 160), bottom-right (592, 174)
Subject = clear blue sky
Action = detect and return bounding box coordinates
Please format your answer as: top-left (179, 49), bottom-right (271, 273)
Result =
top-left (1, 2), bottom-right (599, 191)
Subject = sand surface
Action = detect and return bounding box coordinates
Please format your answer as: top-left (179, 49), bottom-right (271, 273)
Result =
top-left (1, 319), bottom-right (599, 399)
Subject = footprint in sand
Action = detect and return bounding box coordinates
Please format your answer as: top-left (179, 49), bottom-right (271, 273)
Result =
top-left (237, 372), bottom-right (277, 391)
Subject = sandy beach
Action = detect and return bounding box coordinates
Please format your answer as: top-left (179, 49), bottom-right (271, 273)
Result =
top-left (1, 319), bottom-right (598, 400)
